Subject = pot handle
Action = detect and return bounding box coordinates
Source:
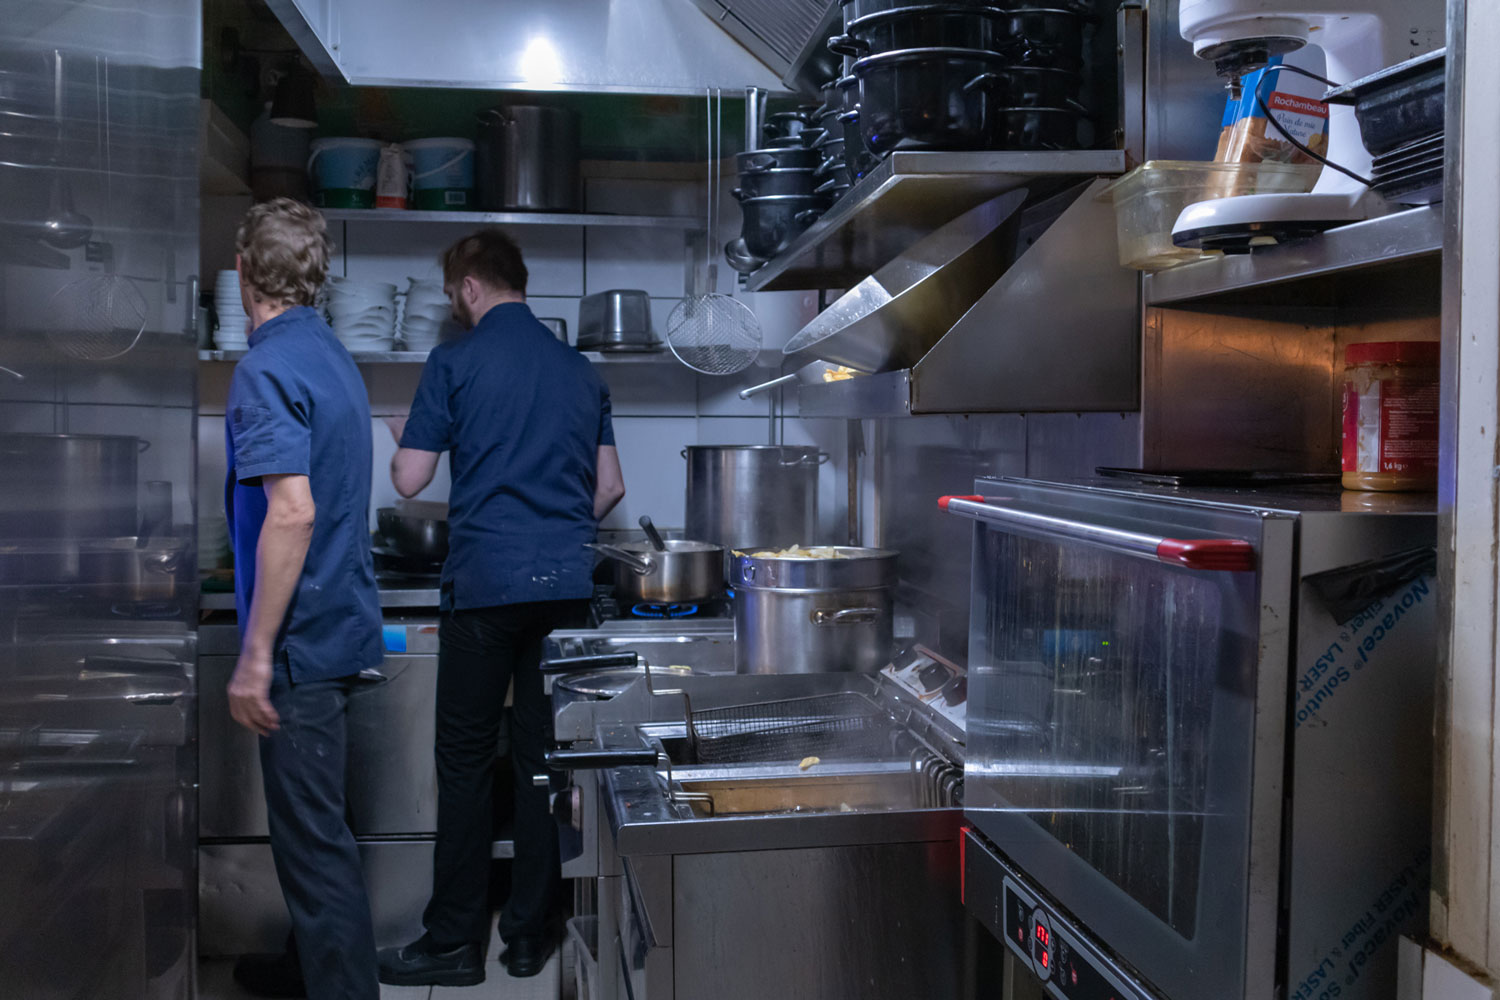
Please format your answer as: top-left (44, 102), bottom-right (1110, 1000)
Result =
top-left (963, 72), bottom-right (1001, 94)
top-left (587, 542), bottom-right (654, 576)
top-left (741, 152), bottom-right (776, 171)
top-left (545, 747), bottom-right (660, 769)
top-left (540, 652), bottom-right (641, 675)
top-left (812, 607), bottom-right (882, 626)
top-left (827, 34), bottom-right (869, 57)
top-left (794, 208), bottom-right (823, 225)
top-left (837, 109), bottom-right (859, 125)
top-left (780, 450), bottom-right (830, 466)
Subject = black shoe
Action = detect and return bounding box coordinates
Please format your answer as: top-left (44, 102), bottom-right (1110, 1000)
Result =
top-left (232, 951), bottom-right (306, 999)
top-left (501, 936), bottom-right (552, 978)
top-left (377, 934), bottom-right (485, 987)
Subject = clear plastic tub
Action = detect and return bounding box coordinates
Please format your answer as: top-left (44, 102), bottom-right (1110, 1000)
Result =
top-left (1100, 160), bottom-right (1321, 271)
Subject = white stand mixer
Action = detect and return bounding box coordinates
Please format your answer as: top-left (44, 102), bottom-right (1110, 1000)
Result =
top-left (1171, 0), bottom-right (1443, 251)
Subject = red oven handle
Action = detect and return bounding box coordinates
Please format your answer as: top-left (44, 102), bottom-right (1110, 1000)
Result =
top-left (938, 495), bottom-right (1256, 572)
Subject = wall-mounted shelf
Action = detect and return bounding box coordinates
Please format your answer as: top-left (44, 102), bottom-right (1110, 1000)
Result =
top-left (741, 148), bottom-right (1127, 292)
top-left (1144, 206), bottom-right (1442, 306)
top-left (199, 348), bottom-right (687, 365)
top-left (320, 208), bottom-right (702, 230)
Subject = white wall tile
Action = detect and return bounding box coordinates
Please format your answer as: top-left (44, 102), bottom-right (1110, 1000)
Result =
top-left (605, 416), bottom-right (698, 531)
top-left (695, 360), bottom-right (782, 417)
top-left (585, 229), bottom-right (691, 297)
top-left (585, 177), bottom-right (701, 217)
top-left (0, 401), bottom-right (58, 433)
top-left (598, 362), bottom-right (698, 417)
top-left (339, 220), bottom-right (585, 297)
top-left (695, 416), bottom-right (775, 446)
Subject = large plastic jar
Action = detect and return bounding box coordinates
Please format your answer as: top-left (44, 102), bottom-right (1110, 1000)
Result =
top-left (1341, 341), bottom-right (1440, 492)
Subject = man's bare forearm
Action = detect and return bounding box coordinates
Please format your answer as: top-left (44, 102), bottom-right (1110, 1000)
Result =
top-left (244, 497), bottom-right (315, 660)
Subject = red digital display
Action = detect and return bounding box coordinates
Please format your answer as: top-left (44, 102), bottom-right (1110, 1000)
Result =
top-left (1036, 923), bottom-right (1049, 946)
top-left (1041, 951), bottom-right (1050, 969)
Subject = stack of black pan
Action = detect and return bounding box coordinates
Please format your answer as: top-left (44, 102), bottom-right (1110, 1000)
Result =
top-left (830, 1), bottom-right (1093, 156)
top-left (731, 105), bottom-right (830, 265)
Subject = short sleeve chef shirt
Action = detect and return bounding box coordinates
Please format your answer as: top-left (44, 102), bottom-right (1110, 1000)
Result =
top-left (225, 306), bottom-right (382, 681)
top-left (401, 302), bottom-right (614, 610)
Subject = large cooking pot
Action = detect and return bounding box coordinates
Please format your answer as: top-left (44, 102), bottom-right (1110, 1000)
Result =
top-left (733, 167), bottom-right (819, 200)
top-left (739, 194), bottom-right (825, 259)
top-left (0, 433), bottom-right (144, 540)
top-left (832, 4), bottom-right (1011, 58)
top-left (731, 547), bottom-right (898, 675)
top-left (854, 46), bottom-right (1010, 155)
top-left (683, 445), bottom-right (822, 553)
top-left (589, 540), bottom-right (725, 605)
top-left (475, 105), bottom-right (580, 211)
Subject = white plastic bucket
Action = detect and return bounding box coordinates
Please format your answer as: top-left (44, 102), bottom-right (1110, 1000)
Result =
top-left (307, 137), bottom-right (384, 209)
top-left (403, 137), bottom-right (475, 210)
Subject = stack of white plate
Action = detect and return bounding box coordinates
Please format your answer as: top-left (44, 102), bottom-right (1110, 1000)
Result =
top-left (325, 276), bottom-right (397, 352)
top-left (214, 270), bottom-right (251, 350)
top-left (400, 278), bottom-right (449, 352)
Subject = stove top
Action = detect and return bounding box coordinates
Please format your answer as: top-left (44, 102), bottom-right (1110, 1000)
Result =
top-left (587, 587), bottom-right (733, 627)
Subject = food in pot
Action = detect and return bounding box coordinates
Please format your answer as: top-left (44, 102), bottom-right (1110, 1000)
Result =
top-left (799, 756), bottom-right (821, 771)
top-left (738, 545), bottom-right (851, 559)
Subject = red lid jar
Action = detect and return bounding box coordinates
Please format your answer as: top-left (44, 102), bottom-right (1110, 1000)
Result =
top-left (1341, 340), bottom-right (1440, 492)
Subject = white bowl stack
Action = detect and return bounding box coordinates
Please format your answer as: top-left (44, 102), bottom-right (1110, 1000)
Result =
top-left (214, 270), bottom-right (251, 350)
top-left (325, 276), bottom-right (398, 353)
top-left (400, 278), bottom-right (449, 352)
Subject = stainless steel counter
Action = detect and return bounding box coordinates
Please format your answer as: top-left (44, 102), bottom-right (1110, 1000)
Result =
top-left (199, 584), bottom-right (441, 611)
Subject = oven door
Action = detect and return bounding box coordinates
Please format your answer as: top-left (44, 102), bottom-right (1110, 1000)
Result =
top-left (945, 481), bottom-right (1292, 1000)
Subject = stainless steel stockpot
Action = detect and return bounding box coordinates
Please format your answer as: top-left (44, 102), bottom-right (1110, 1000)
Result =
top-left (730, 546), bottom-right (898, 674)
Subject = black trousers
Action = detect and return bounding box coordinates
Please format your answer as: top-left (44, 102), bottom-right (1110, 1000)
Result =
top-left (422, 599), bottom-right (587, 948)
top-left (260, 658), bottom-right (378, 1000)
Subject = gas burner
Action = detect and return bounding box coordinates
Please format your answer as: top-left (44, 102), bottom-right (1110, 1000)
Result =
top-left (631, 602), bottom-right (700, 619)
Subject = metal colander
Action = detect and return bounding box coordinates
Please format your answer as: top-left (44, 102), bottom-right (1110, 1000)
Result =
top-left (686, 691), bottom-right (901, 764)
top-left (47, 273), bottom-right (148, 361)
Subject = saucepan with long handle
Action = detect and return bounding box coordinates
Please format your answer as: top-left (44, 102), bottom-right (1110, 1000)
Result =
top-left (587, 536), bottom-right (725, 605)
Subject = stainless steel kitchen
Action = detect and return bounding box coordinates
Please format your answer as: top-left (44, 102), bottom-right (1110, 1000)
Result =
top-left (2, 1), bottom-right (1497, 999)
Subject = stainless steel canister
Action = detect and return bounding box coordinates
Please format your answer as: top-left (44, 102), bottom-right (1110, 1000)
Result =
top-left (683, 445), bottom-right (823, 553)
top-left (475, 105), bottom-right (580, 211)
top-left (0, 433), bottom-right (143, 539)
top-left (730, 547), bottom-right (898, 674)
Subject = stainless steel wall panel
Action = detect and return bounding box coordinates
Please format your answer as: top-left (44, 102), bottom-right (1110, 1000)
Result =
top-left (0, 1), bottom-right (199, 997)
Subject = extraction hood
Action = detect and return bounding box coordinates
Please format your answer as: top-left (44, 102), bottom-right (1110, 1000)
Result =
top-left (265, 0), bottom-right (788, 94)
top-left (794, 178), bottom-right (1141, 417)
top-left (687, 0), bottom-right (842, 94)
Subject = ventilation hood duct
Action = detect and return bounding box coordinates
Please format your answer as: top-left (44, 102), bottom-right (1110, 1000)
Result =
top-left (265, 0), bottom-right (789, 94)
top-left (687, 0), bottom-right (842, 93)
top-left (794, 178), bottom-right (1141, 417)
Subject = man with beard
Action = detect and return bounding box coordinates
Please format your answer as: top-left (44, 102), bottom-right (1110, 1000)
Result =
top-left (377, 229), bottom-right (625, 986)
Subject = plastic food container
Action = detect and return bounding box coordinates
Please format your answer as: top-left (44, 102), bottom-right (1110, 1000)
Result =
top-left (1341, 340), bottom-right (1440, 492)
top-left (1100, 160), bottom-right (1321, 270)
top-left (402, 137), bottom-right (475, 210)
top-left (307, 137), bottom-right (383, 209)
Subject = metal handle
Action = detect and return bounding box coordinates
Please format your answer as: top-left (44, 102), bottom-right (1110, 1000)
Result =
top-left (545, 747), bottom-right (660, 769)
top-left (812, 607), bottom-right (882, 626)
top-left (539, 652), bottom-right (640, 675)
top-left (780, 450), bottom-right (831, 466)
top-left (587, 542), bottom-right (654, 575)
top-left (963, 72), bottom-right (1000, 94)
top-left (639, 515), bottom-right (667, 552)
top-left (938, 495), bottom-right (1256, 572)
top-left (827, 34), bottom-right (869, 57)
top-left (740, 373), bottom-right (799, 399)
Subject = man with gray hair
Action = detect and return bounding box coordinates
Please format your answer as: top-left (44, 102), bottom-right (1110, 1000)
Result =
top-left (225, 197), bottom-right (382, 999)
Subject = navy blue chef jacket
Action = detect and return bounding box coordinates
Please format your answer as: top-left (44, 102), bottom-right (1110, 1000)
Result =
top-left (399, 302), bottom-right (614, 610)
top-left (226, 305), bottom-right (383, 681)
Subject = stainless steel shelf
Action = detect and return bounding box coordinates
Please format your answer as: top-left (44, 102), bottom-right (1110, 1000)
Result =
top-left (742, 148), bottom-right (1127, 292)
top-left (1144, 206), bottom-right (1443, 306)
top-left (320, 208), bottom-right (702, 230)
top-left (199, 349), bottom-right (686, 365)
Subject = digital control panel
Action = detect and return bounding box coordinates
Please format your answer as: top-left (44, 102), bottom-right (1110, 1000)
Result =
top-left (998, 872), bottom-right (1145, 1000)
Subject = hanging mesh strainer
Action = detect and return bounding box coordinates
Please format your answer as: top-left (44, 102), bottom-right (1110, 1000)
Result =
top-left (666, 88), bottom-right (762, 376)
top-left (47, 271), bottom-right (148, 361)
